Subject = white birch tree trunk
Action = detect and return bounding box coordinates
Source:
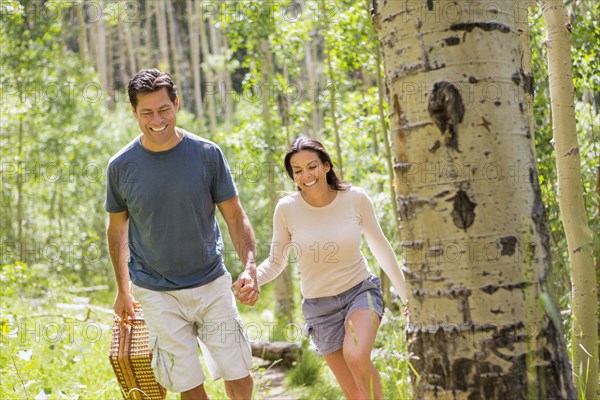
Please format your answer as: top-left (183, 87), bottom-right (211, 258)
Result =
top-left (188, 0), bottom-right (205, 120)
top-left (155, 1), bottom-right (170, 71)
top-left (200, 19), bottom-right (217, 134)
top-left (372, 1), bottom-right (576, 398)
top-left (540, 1), bottom-right (598, 398)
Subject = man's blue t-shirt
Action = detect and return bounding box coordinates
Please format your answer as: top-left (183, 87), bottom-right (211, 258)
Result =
top-left (104, 130), bottom-right (237, 291)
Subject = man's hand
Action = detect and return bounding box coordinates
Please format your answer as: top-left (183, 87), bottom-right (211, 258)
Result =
top-left (233, 263), bottom-right (260, 306)
top-left (113, 288), bottom-right (140, 324)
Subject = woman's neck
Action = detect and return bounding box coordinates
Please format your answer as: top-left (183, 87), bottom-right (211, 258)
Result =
top-left (301, 186), bottom-right (337, 207)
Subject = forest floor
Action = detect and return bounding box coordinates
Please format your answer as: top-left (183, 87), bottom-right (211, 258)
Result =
top-left (252, 360), bottom-right (301, 399)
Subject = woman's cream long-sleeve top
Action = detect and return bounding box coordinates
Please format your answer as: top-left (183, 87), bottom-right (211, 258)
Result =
top-left (256, 186), bottom-right (408, 301)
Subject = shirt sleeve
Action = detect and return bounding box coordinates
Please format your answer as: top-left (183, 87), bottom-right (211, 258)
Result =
top-left (104, 162), bottom-right (127, 213)
top-left (359, 189), bottom-right (408, 303)
top-left (210, 145), bottom-right (238, 203)
top-left (257, 201), bottom-right (292, 287)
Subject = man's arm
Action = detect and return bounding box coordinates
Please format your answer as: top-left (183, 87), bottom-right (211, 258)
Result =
top-left (217, 196), bottom-right (259, 305)
top-left (106, 211), bottom-right (137, 318)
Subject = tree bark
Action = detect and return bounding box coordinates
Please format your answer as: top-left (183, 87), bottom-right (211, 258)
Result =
top-left (188, 0), bottom-right (204, 120)
top-left (540, 1), bottom-right (598, 398)
top-left (90, 14), bottom-right (109, 108)
top-left (372, 1), bottom-right (576, 398)
top-left (116, 21), bottom-right (129, 87)
top-left (144, 0), bottom-right (153, 67)
top-left (325, 48), bottom-right (344, 181)
top-left (375, 40), bottom-right (399, 310)
top-left (166, 1), bottom-right (182, 88)
top-left (123, 23), bottom-right (137, 77)
top-left (155, 1), bottom-right (170, 72)
top-left (199, 19), bottom-right (217, 134)
top-left (76, 2), bottom-right (87, 66)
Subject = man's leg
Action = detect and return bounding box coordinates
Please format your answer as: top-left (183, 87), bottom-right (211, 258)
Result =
top-left (224, 374), bottom-right (253, 399)
top-left (181, 383), bottom-right (210, 400)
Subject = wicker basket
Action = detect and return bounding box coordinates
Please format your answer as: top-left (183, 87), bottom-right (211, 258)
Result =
top-left (109, 313), bottom-right (167, 400)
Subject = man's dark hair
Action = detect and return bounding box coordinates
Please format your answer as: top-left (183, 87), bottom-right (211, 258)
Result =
top-left (128, 69), bottom-right (177, 109)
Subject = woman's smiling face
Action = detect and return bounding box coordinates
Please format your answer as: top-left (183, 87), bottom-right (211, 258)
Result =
top-left (290, 150), bottom-right (331, 191)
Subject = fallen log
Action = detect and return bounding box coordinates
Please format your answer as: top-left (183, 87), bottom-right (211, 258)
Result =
top-left (250, 341), bottom-right (302, 368)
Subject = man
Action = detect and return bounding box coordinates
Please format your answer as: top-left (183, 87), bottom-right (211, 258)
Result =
top-left (105, 69), bottom-right (258, 399)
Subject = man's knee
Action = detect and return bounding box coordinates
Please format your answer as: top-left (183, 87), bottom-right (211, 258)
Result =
top-left (224, 374), bottom-right (253, 398)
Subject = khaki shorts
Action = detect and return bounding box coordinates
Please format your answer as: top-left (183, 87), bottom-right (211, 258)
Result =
top-left (132, 273), bottom-right (253, 393)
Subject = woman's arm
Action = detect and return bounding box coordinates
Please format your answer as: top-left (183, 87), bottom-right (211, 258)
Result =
top-left (360, 190), bottom-right (409, 304)
top-left (256, 203), bottom-right (292, 286)
top-left (235, 202), bottom-right (292, 305)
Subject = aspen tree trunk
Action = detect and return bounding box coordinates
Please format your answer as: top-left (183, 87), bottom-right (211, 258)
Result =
top-left (90, 15), bottom-right (109, 108)
top-left (375, 41), bottom-right (399, 310)
top-left (304, 40), bottom-right (320, 137)
top-left (16, 103), bottom-right (24, 261)
top-left (208, 24), bottom-right (233, 118)
top-left (144, 0), bottom-right (153, 67)
top-left (372, 1), bottom-right (576, 398)
top-left (166, 1), bottom-right (182, 88)
top-left (76, 2), bottom-right (87, 65)
top-left (188, 0), bottom-right (205, 120)
top-left (222, 33), bottom-right (234, 120)
top-left (116, 22), bottom-right (129, 86)
top-left (516, 1), bottom-right (536, 150)
top-left (540, 1), bottom-right (598, 398)
top-left (123, 24), bottom-right (137, 77)
top-left (155, 1), bottom-right (170, 71)
top-left (106, 26), bottom-right (114, 106)
top-left (199, 19), bottom-right (217, 134)
top-left (325, 51), bottom-right (344, 181)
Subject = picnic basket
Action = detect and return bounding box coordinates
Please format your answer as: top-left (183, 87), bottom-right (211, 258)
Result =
top-left (109, 311), bottom-right (167, 400)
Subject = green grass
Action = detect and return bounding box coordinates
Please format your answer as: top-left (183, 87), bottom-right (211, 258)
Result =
top-left (0, 263), bottom-right (414, 399)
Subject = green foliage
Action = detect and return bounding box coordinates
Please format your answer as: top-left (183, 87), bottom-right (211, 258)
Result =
top-left (1, 0), bottom-right (597, 397)
top-left (286, 341), bottom-right (324, 387)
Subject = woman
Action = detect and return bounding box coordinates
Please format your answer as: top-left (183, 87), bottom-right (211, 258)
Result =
top-left (235, 137), bottom-right (408, 399)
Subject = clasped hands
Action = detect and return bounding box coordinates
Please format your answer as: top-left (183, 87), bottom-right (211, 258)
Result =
top-left (233, 265), bottom-right (260, 306)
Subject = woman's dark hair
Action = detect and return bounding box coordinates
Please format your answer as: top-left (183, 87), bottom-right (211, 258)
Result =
top-left (128, 69), bottom-right (178, 109)
top-left (284, 136), bottom-right (348, 191)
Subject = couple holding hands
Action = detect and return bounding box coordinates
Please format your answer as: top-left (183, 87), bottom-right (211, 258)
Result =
top-left (106, 69), bottom-right (408, 399)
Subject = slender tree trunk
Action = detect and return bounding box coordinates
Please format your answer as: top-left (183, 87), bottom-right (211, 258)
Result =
top-left (372, 1), bottom-right (576, 398)
top-left (124, 23), bottom-right (137, 77)
top-left (540, 1), bottom-right (598, 398)
top-left (200, 19), bottom-right (217, 134)
top-left (221, 33), bottom-right (234, 120)
top-left (325, 47), bottom-right (344, 180)
top-left (116, 21), bottom-right (129, 86)
top-left (188, 0), bottom-right (204, 120)
top-left (17, 99), bottom-right (24, 262)
top-left (155, 1), bottom-right (170, 71)
top-left (90, 14), bottom-right (109, 108)
top-left (304, 40), bottom-right (319, 137)
top-left (166, 0), bottom-right (181, 87)
top-left (144, 0), bottom-right (153, 67)
top-left (76, 2), bottom-right (87, 66)
top-left (106, 25), bottom-right (114, 107)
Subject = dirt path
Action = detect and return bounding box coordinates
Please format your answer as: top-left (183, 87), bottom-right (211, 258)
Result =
top-left (252, 363), bottom-right (301, 399)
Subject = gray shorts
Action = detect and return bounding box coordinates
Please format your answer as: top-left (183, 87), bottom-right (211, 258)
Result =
top-left (302, 275), bottom-right (384, 355)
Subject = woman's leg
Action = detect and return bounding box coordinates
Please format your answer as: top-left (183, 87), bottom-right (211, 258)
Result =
top-left (343, 310), bottom-right (382, 399)
top-left (323, 349), bottom-right (364, 399)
